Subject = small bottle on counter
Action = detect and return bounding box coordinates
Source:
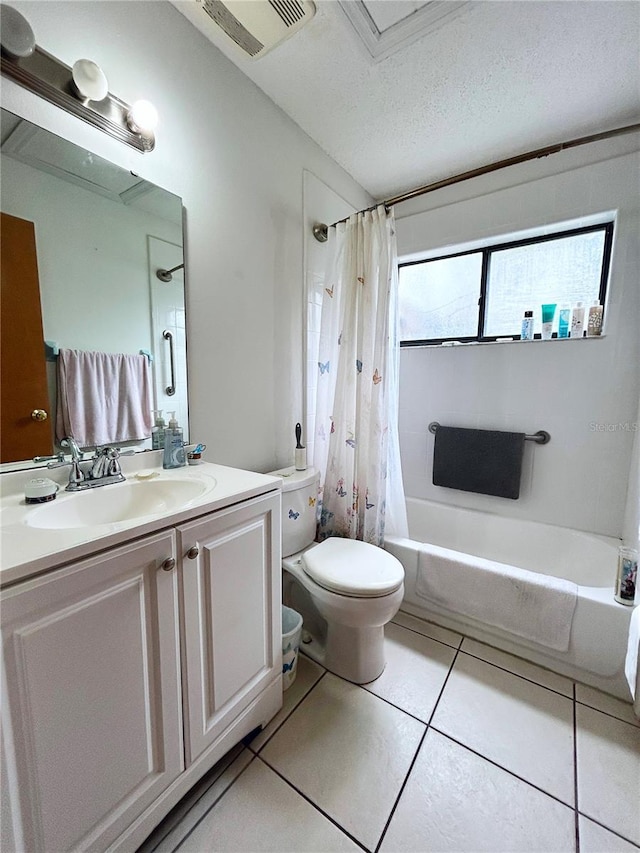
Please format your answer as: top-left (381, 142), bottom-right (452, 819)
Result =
top-left (163, 411), bottom-right (186, 469)
top-left (571, 302), bottom-right (585, 338)
top-left (614, 546), bottom-right (638, 605)
top-left (521, 310), bottom-right (534, 341)
top-left (151, 409), bottom-right (166, 450)
top-left (587, 300), bottom-right (603, 336)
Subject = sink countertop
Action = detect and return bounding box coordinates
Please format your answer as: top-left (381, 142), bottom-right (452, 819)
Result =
top-left (0, 457), bottom-right (281, 588)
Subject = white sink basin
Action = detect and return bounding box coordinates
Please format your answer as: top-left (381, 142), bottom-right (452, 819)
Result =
top-left (26, 476), bottom-right (214, 529)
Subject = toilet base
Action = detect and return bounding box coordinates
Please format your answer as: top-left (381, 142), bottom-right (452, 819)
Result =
top-left (283, 565), bottom-right (403, 685)
top-left (303, 622), bottom-right (386, 684)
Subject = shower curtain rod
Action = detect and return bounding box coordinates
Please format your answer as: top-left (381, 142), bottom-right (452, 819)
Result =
top-left (313, 121), bottom-right (640, 240)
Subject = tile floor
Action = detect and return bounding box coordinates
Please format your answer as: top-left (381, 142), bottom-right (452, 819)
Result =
top-left (140, 612), bottom-right (640, 853)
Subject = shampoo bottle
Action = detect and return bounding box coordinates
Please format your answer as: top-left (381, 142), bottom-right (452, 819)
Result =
top-left (520, 310), bottom-right (534, 341)
top-left (541, 303), bottom-right (557, 340)
top-left (571, 302), bottom-right (585, 338)
top-left (163, 411), bottom-right (186, 469)
top-left (587, 300), bottom-right (603, 336)
top-left (152, 410), bottom-right (166, 450)
top-left (558, 305), bottom-right (571, 339)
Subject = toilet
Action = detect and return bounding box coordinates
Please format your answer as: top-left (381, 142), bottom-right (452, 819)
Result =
top-left (269, 467), bottom-right (404, 684)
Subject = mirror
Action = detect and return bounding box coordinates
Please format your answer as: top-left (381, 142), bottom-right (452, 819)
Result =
top-left (0, 108), bottom-right (188, 469)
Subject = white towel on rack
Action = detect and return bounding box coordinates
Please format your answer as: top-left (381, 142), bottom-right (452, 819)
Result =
top-left (56, 349), bottom-right (153, 447)
top-left (415, 545), bottom-right (578, 652)
top-left (625, 605), bottom-right (640, 718)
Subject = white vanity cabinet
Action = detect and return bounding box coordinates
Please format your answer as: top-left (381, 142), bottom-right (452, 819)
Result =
top-left (0, 530), bottom-right (183, 853)
top-left (1, 484), bottom-right (282, 853)
top-left (179, 492), bottom-right (281, 765)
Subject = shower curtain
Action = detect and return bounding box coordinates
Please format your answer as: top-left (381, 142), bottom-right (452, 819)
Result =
top-left (312, 204), bottom-right (408, 546)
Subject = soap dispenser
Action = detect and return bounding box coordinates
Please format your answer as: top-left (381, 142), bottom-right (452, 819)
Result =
top-left (163, 411), bottom-right (186, 469)
top-left (152, 410), bottom-right (166, 450)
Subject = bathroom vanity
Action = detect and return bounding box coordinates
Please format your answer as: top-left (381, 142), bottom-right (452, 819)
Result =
top-left (0, 459), bottom-right (282, 852)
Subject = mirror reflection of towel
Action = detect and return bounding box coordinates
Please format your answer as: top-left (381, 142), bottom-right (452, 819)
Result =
top-left (56, 348), bottom-right (153, 447)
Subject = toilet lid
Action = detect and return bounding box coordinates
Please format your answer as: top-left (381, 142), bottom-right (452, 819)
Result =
top-left (301, 538), bottom-right (404, 598)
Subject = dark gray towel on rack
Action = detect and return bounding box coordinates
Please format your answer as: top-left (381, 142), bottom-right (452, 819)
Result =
top-left (433, 426), bottom-right (526, 499)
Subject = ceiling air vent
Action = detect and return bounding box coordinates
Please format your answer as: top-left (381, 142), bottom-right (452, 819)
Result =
top-left (172, 0), bottom-right (316, 60)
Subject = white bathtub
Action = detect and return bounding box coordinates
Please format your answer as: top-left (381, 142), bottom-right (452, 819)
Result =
top-left (385, 497), bottom-right (634, 699)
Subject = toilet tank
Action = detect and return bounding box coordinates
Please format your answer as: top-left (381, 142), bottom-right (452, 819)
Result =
top-left (268, 467), bottom-right (319, 557)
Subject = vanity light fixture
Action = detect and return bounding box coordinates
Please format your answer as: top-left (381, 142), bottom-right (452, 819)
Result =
top-left (0, 5), bottom-right (157, 152)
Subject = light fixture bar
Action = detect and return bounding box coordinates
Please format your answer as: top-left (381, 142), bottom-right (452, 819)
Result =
top-left (0, 46), bottom-right (154, 153)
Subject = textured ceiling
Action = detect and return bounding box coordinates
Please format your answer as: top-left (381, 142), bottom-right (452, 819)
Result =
top-left (181, 0), bottom-right (640, 200)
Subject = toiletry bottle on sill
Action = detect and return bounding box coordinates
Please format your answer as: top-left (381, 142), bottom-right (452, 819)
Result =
top-left (520, 310), bottom-right (534, 341)
top-left (587, 300), bottom-right (603, 336)
top-left (541, 303), bottom-right (556, 340)
top-left (571, 302), bottom-right (585, 338)
top-left (163, 411), bottom-right (186, 469)
top-left (558, 305), bottom-right (571, 339)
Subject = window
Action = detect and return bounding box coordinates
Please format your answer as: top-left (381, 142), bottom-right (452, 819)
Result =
top-left (398, 222), bottom-right (613, 345)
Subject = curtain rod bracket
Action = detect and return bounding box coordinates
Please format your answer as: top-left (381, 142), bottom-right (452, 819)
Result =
top-left (312, 223), bottom-right (328, 243)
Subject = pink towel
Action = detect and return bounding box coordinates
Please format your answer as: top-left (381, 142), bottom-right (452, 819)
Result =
top-left (56, 349), bottom-right (153, 447)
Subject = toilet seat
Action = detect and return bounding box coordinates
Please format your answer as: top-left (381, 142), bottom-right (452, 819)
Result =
top-left (301, 538), bottom-right (404, 599)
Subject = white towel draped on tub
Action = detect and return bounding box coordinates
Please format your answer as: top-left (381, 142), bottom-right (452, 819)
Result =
top-left (415, 545), bottom-right (578, 652)
top-left (56, 349), bottom-right (153, 447)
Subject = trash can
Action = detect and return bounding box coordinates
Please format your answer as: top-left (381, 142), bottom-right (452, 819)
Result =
top-left (282, 605), bottom-right (303, 690)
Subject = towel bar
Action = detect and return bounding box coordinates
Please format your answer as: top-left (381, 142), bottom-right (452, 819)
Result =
top-left (428, 422), bottom-right (550, 444)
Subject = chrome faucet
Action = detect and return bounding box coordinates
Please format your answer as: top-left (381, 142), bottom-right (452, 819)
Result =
top-left (48, 438), bottom-right (133, 491)
top-left (88, 446), bottom-right (132, 481)
top-left (53, 436), bottom-right (85, 489)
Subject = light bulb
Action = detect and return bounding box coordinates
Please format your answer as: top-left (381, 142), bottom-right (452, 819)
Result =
top-left (126, 100), bottom-right (159, 137)
top-left (72, 59), bottom-right (109, 102)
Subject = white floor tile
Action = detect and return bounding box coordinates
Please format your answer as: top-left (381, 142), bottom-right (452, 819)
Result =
top-left (576, 704), bottom-right (640, 846)
top-left (260, 672), bottom-right (425, 850)
top-left (579, 815), bottom-right (640, 853)
top-left (432, 653), bottom-right (575, 804)
top-left (178, 758), bottom-right (360, 852)
top-left (461, 637), bottom-right (574, 697)
top-left (576, 682), bottom-right (640, 728)
top-left (365, 622), bottom-right (456, 721)
top-left (144, 747), bottom-right (253, 853)
top-left (393, 611), bottom-right (463, 648)
top-left (380, 729), bottom-right (576, 853)
top-left (250, 655), bottom-right (325, 752)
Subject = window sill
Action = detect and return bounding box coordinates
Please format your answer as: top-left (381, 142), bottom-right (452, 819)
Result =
top-left (401, 335), bottom-right (607, 349)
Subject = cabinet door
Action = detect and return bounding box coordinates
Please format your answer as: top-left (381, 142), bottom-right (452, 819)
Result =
top-left (1, 531), bottom-right (183, 853)
top-left (179, 492), bottom-right (281, 763)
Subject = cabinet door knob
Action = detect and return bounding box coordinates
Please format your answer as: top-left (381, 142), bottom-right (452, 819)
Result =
top-left (186, 546), bottom-right (199, 560)
top-left (161, 557), bottom-right (176, 572)
top-left (31, 409), bottom-right (48, 422)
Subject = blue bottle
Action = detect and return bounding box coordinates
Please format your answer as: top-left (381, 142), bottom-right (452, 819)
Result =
top-left (558, 306), bottom-right (571, 339)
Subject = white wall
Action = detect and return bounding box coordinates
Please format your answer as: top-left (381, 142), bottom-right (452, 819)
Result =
top-left (395, 138), bottom-right (640, 537)
top-left (2, 0), bottom-right (369, 472)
